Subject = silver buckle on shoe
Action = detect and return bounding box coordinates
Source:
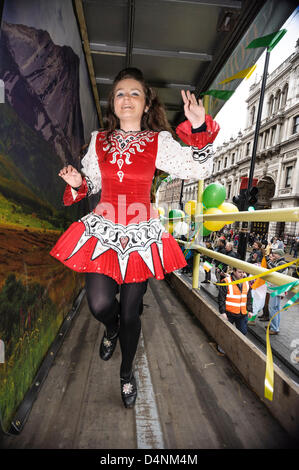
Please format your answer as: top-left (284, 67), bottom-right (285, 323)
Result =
top-left (122, 382), bottom-right (133, 395)
top-left (103, 338), bottom-right (112, 348)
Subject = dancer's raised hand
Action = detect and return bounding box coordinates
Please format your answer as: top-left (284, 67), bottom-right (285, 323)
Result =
top-left (181, 89), bottom-right (205, 128)
top-left (58, 165), bottom-right (82, 188)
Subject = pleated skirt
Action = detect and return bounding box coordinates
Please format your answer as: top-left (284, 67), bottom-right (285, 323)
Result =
top-left (50, 220), bottom-right (187, 284)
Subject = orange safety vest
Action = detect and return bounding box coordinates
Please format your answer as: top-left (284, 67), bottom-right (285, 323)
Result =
top-left (224, 275), bottom-right (249, 315)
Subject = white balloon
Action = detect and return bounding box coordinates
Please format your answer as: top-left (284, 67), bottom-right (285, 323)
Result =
top-left (173, 221), bottom-right (189, 236)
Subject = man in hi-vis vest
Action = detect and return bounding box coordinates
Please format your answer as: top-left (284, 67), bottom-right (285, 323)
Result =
top-left (218, 267), bottom-right (253, 335)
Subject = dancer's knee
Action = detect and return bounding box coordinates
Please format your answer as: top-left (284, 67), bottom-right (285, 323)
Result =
top-left (120, 309), bottom-right (141, 329)
top-left (87, 294), bottom-right (116, 323)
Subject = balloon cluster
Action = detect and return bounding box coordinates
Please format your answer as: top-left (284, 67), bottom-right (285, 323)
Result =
top-left (157, 183), bottom-right (239, 238)
top-left (202, 183), bottom-right (239, 235)
top-left (158, 207), bottom-right (189, 236)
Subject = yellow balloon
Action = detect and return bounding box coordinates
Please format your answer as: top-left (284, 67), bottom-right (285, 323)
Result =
top-left (184, 200), bottom-right (197, 216)
top-left (217, 202), bottom-right (239, 224)
top-left (158, 206), bottom-right (165, 216)
top-left (203, 207), bottom-right (226, 232)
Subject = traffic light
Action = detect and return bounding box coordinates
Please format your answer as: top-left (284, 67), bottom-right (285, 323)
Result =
top-left (247, 186), bottom-right (259, 210)
top-left (232, 189), bottom-right (247, 211)
top-left (233, 186), bottom-right (259, 211)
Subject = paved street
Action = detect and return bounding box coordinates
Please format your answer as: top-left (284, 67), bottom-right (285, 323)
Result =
top-left (1, 279), bottom-right (294, 449)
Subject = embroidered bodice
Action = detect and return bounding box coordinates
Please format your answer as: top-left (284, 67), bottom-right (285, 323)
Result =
top-left (94, 129), bottom-right (158, 225)
top-left (65, 116), bottom-right (219, 226)
top-left (53, 116), bottom-right (220, 283)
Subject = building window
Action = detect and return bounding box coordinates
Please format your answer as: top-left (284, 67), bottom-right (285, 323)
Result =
top-left (217, 160), bottom-right (221, 171)
top-left (270, 126), bottom-right (276, 146)
top-left (258, 133), bottom-right (263, 150)
top-left (246, 142), bottom-right (251, 156)
top-left (268, 95), bottom-right (274, 116)
top-left (281, 83), bottom-right (288, 107)
top-left (265, 129), bottom-right (270, 147)
top-left (250, 106), bottom-right (255, 125)
top-left (224, 157), bottom-right (227, 168)
top-left (292, 116), bottom-right (299, 134)
top-left (285, 166), bottom-right (293, 187)
top-left (231, 153), bottom-right (235, 165)
top-left (275, 90), bottom-right (281, 112)
top-left (227, 184), bottom-right (231, 199)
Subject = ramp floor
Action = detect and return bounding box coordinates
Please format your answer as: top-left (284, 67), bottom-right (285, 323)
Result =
top-left (1, 278), bottom-right (293, 449)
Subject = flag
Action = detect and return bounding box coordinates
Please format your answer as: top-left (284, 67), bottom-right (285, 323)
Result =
top-left (252, 256), bottom-right (267, 289)
top-left (219, 65), bottom-right (257, 84)
top-left (203, 261), bottom-right (213, 272)
top-left (201, 89), bottom-right (234, 100)
top-left (246, 29), bottom-right (287, 51)
top-left (163, 175), bottom-right (173, 183)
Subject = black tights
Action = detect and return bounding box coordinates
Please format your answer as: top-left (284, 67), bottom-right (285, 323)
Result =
top-left (85, 273), bottom-right (148, 379)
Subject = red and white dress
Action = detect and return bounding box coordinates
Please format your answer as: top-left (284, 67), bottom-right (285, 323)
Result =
top-left (50, 116), bottom-right (219, 284)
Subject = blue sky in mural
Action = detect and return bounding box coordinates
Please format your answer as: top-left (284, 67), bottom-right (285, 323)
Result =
top-left (3, 0), bottom-right (79, 51)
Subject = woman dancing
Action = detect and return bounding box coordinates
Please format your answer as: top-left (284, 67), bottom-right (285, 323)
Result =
top-left (50, 68), bottom-right (219, 408)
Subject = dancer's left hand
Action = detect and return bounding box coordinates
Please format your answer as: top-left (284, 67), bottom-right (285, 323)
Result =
top-left (181, 90), bottom-right (205, 128)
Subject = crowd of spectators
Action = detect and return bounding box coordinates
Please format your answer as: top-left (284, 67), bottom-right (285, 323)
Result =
top-left (179, 226), bottom-right (298, 346)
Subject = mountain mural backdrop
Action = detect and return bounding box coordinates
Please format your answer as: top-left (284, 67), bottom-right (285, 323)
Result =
top-left (0, 21), bottom-right (85, 168)
top-left (0, 4), bottom-right (96, 433)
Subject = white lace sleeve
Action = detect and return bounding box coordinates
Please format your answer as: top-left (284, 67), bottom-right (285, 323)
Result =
top-left (80, 131), bottom-right (102, 195)
top-left (155, 131), bottom-right (214, 180)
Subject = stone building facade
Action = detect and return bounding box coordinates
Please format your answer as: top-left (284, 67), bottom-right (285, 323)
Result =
top-left (157, 178), bottom-right (183, 212)
top-left (159, 42), bottom-right (299, 238)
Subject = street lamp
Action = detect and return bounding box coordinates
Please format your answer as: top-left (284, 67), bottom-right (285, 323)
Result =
top-left (236, 29), bottom-right (287, 260)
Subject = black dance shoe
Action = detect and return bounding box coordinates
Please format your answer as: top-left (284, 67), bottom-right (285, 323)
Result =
top-left (120, 373), bottom-right (137, 408)
top-left (99, 328), bottom-right (119, 361)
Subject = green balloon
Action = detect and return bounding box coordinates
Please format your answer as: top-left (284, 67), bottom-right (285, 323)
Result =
top-left (202, 183), bottom-right (226, 209)
top-left (200, 225), bottom-right (211, 236)
top-left (169, 209), bottom-right (184, 220)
